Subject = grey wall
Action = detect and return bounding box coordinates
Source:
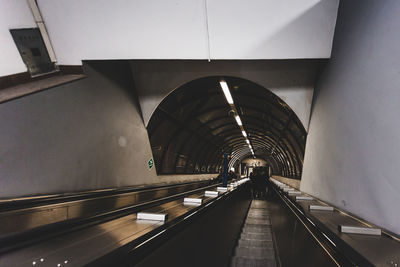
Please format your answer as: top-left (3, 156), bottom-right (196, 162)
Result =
top-left (301, 0), bottom-right (400, 234)
top-left (0, 61), bottom-right (161, 198)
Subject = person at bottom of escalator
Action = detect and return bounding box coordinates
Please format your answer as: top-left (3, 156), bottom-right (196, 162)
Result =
top-left (228, 170), bottom-right (237, 181)
top-left (249, 172), bottom-right (257, 199)
top-left (255, 173), bottom-right (267, 199)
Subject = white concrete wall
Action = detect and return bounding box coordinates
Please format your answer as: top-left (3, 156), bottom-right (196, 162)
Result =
top-left (207, 0), bottom-right (339, 59)
top-left (37, 0), bottom-right (209, 65)
top-left (0, 0), bottom-right (36, 76)
top-left (301, 0), bottom-right (400, 235)
top-left (269, 86), bottom-right (314, 131)
top-left (35, 0), bottom-right (338, 65)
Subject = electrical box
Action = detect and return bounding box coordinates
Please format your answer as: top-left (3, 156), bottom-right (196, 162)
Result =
top-left (10, 28), bottom-right (56, 76)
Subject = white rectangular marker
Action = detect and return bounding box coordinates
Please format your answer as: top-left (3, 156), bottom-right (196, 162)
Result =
top-left (184, 198), bottom-right (202, 204)
top-left (205, 191), bottom-right (219, 197)
top-left (309, 205), bottom-right (334, 211)
top-left (296, 196), bottom-right (313, 201)
top-left (283, 188), bottom-right (294, 192)
top-left (217, 187), bottom-right (228, 192)
top-left (288, 191), bottom-right (301, 195)
top-left (339, 225), bottom-right (381, 235)
top-left (137, 212), bottom-right (167, 221)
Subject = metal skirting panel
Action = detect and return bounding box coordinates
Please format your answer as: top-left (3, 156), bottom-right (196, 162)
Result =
top-left (271, 178), bottom-right (400, 266)
top-left (1, 181), bottom-right (250, 266)
top-left (134, 186), bottom-right (252, 267)
top-left (0, 180), bottom-right (213, 238)
top-left (268, 191), bottom-right (338, 267)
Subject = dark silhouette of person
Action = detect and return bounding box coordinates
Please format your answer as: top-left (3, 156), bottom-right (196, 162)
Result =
top-left (228, 170), bottom-right (237, 181)
top-left (249, 172), bottom-right (258, 198)
top-left (252, 167), bottom-right (268, 198)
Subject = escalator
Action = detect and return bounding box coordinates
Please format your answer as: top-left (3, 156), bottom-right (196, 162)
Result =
top-left (230, 200), bottom-right (278, 267)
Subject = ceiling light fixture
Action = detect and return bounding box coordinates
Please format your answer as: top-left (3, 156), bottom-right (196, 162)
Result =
top-left (235, 115), bottom-right (242, 126)
top-left (220, 80), bottom-right (234, 105)
top-left (242, 131), bottom-right (247, 137)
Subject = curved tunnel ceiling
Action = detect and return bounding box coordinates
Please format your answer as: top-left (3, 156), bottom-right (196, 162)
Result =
top-left (147, 77), bottom-right (307, 179)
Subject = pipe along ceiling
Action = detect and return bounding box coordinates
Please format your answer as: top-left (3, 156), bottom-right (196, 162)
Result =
top-left (147, 76), bottom-right (306, 179)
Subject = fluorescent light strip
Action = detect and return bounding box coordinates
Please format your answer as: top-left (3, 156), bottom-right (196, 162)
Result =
top-left (220, 80), bottom-right (234, 105)
top-left (246, 139), bottom-right (250, 144)
top-left (235, 115), bottom-right (242, 126)
top-left (242, 131), bottom-right (247, 137)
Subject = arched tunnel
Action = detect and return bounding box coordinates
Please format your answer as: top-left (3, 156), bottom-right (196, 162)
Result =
top-left (148, 77), bottom-right (306, 179)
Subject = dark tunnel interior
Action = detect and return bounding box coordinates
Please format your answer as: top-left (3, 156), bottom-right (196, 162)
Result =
top-left (147, 77), bottom-right (307, 179)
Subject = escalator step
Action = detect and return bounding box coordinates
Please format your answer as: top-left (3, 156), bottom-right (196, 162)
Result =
top-left (247, 212), bottom-right (270, 218)
top-left (242, 225), bottom-right (272, 234)
top-left (230, 200), bottom-right (278, 267)
top-left (234, 247), bottom-right (276, 260)
top-left (230, 256), bottom-right (276, 267)
top-left (237, 239), bottom-right (274, 248)
top-left (240, 232), bottom-right (273, 241)
top-left (247, 214), bottom-right (270, 219)
top-left (245, 218), bottom-right (271, 225)
top-left (248, 210), bottom-right (270, 214)
top-left (250, 201), bottom-right (269, 209)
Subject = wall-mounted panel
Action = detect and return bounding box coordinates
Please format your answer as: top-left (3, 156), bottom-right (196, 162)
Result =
top-left (0, 0), bottom-right (36, 76)
top-left (10, 28), bottom-right (56, 76)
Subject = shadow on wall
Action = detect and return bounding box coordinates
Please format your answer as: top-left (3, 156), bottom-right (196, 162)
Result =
top-left (84, 60), bottom-right (144, 119)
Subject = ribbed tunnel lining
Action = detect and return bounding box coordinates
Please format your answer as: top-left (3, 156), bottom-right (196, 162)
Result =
top-left (147, 76), bottom-right (306, 178)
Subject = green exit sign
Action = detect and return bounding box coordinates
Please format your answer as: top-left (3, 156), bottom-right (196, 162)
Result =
top-left (148, 158), bottom-right (154, 171)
